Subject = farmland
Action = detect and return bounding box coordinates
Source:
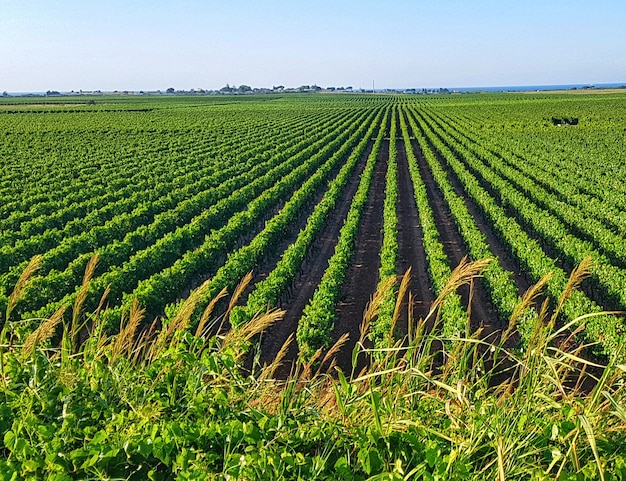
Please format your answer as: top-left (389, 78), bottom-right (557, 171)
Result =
top-left (3, 93), bottom-right (626, 358)
top-left (1, 92), bottom-right (626, 478)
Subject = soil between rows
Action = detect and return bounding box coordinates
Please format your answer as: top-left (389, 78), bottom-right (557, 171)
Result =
top-left (412, 116), bottom-right (533, 295)
top-left (447, 147), bottom-right (617, 313)
top-left (329, 139), bottom-right (388, 373)
top-left (254, 138), bottom-right (378, 375)
top-left (419, 112), bottom-right (612, 313)
top-left (395, 136), bottom-right (435, 332)
top-left (414, 113), bottom-right (607, 388)
top-left (249, 109), bottom-right (558, 376)
top-left (406, 119), bottom-right (501, 333)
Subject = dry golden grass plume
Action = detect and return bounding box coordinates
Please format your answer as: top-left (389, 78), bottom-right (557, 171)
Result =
top-left (6, 255), bottom-right (43, 321)
top-left (423, 257), bottom-right (492, 329)
top-left (212, 272), bottom-right (254, 336)
top-left (551, 256), bottom-right (592, 328)
top-left (72, 254), bottom-right (99, 327)
top-left (68, 254), bottom-right (100, 350)
top-left (361, 276), bottom-right (396, 344)
top-left (317, 332), bottom-right (350, 377)
top-left (111, 298), bottom-right (145, 361)
top-left (195, 286), bottom-right (228, 338)
top-left (259, 332), bottom-right (294, 380)
top-left (22, 306), bottom-right (67, 357)
top-left (433, 257), bottom-right (490, 312)
top-left (390, 267), bottom-right (412, 344)
top-left (299, 347), bottom-right (323, 383)
top-left (95, 285), bottom-right (111, 319)
top-left (503, 271), bottom-right (553, 343)
top-left (132, 318), bottom-right (158, 365)
top-left (165, 279), bottom-right (213, 341)
top-left (225, 272), bottom-right (253, 320)
top-left (222, 308), bottom-right (284, 360)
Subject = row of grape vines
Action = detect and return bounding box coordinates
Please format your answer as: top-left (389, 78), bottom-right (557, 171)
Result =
top-left (2, 93), bottom-right (625, 364)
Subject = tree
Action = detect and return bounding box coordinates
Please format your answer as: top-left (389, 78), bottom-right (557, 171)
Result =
top-left (166, 87), bottom-right (175, 94)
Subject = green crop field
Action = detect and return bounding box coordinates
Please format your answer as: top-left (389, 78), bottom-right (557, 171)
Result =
top-left (1, 92), bottom-right (625, 479)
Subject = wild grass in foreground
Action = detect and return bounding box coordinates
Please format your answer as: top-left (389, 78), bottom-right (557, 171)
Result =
top-left (0, 257), bottom-right (624, 480)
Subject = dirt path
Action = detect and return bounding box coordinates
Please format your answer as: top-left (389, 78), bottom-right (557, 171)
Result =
top-left (395, 136), bottom-right (435, 332)
top-left (255, 139), bottom-right (377, 375)
top-left (330, 139), bottom-right (388, 373)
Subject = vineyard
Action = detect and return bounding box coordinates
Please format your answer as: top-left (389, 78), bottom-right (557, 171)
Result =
top-left (2, 93), bottom-right (626, 361)
top-left (1, 92), bottom-right (626, 478)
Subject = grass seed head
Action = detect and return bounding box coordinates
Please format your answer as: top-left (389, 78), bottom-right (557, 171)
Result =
top-left (6, 255), bottom-right (43, 322)
top-left (22, 306), bottom-right (67, 357)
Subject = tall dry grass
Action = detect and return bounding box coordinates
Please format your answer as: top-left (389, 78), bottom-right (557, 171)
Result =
top-left (2, 255), bottom-right (624, 479)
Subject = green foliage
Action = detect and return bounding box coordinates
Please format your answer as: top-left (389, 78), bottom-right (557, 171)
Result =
top-left (232, 108), bottom-right (385, 329)
top-left (296, 108), bottom-right (390, 360)
top-left (371, 106), bottom-right (400, 350)
top-left (407, 107), bottom-right (530, 340)
top-left (399, 107), bottom-right (467, 341)
top-left (3, 92), bottom-right (626, 478)
top-left (1, 262), bottom-right (625, 479)
top-left (411, 104), bottom-right (626, 355)
top-left (187, 107), bottom-right (383, 327)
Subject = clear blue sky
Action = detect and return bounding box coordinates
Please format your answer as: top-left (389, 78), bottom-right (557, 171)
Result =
top-left (2, 0), bottom-right (625, 91)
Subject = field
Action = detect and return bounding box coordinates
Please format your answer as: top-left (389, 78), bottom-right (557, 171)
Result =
top-left (1, 92), bottom-right (626, 479)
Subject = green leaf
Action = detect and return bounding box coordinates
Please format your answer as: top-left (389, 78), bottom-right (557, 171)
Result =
top-left (334, 456), bottom-right (348, 471)
top-left (3, 431), bottom-right (15, 450)
top-left (22, 458), bottom-right (44, 473)
top-left (425, 446), bottom-right (438, 469)
top-left (80, 453), bottom-right (100, 469)
top-left (138, 439), bottom-right (153, 458)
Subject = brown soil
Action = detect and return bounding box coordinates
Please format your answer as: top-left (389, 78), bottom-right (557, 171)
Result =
top-left (232, 167), bottom-right (345, 308)
top-left (442, 155), bottom-right (532, 293)
top-left (431, 137), bottom-right (607, 388)
top-left (244, 107), bottom-right (609, 388)
top-left (404, 117), bottom-right (521, 382)
top-left (255, 138), bottom-right (377, 376)
top-left (395, 136), bottom-right (436, 331)
top-left (329, 139), bottom-right (388, 373)
top-left (413, 113), bottom-right (543, 297)
top-left (247, 106), bottom-right (606, 381)
top-left (406, 124), bottom-right (500, 332)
